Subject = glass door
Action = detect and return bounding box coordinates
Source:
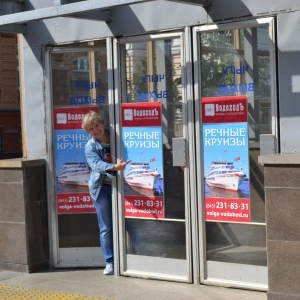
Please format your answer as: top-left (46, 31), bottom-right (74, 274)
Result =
top-left (193, 18), bottom-right (277, 289)
top-left (115, 33), bottom-right (193, 281)
top-left (46, 40), bottom-right (113, 267)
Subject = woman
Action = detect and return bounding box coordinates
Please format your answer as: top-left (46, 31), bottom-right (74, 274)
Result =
top-left (82, 111), bottom-right (129, 275)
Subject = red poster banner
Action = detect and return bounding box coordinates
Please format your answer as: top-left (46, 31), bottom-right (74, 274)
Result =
top-left (121, 102), bottom-right (161, 127)
top-left (54, 106), bottom-right (98, 130)
top-left (202, 96), bottom-right (247, 124)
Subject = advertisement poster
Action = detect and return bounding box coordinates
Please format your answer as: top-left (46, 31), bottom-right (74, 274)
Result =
top-left (202, 96), bottom-right (250, 222)
top-left (121, 102), bottom-right (164, 219)
top-left (53, 106), bottom-right (98, 214)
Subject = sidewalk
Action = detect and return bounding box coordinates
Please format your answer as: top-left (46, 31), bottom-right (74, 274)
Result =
top-left (0, 268), bottom-right (267, 300)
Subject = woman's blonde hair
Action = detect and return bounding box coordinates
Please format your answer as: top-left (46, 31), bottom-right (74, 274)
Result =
top-left (81, 111), bottom-right (104, 132)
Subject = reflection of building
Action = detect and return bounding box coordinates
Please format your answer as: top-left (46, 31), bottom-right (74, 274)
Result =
top-left (125, 41), bottom-right (182, 138)
top-left (51, 43), bottom-right (108, 107)
top-left (258, 100), bottom-right (271, 133)
top-left (51, 41), bottom-right (110, 126)
top-left (0, 33), bottom-right (21, 159)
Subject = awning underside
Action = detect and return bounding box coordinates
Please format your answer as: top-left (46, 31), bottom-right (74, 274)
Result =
top-left (0, 0), bottom-right (211, 33)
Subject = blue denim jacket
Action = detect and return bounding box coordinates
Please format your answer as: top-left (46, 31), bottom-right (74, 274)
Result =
top-left (85, 135), bottom-right (117, 201)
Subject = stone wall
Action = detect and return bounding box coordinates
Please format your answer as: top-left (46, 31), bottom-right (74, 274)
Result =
top-left (0, 159), bottom-right (49, 273)
top-left (259, 154), bottom-right (300, 300)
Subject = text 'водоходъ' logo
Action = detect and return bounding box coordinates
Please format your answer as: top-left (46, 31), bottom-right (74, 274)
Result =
top-left (205, 102), bottom-right (245, 117)
top-left (133, 108), bottom-right (159, 117)
top-left (124, 108), bottom-right (159, 120)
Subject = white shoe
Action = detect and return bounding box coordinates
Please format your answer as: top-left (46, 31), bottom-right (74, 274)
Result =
top-left (103, 263), bottom-right (114, 275)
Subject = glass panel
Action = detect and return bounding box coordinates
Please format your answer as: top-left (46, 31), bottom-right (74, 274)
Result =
top-left (123, 38), bottom-right (186, 258)
top-left (51, 40), bottom-right (108, 249)
top-left (52, 41), bottom-right (109, 120)
top-left (206, 223), bottom-right (266, 266)
top-left (200, 25), bottom-right (272, 267)
top-left (126, 219), bottom-right (186, 259)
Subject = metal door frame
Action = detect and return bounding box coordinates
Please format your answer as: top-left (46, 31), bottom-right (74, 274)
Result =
top-left (192, 17), bottom-right (277, 290)
top-left (113, 29), bottom-right (197, 282)
top-left (44, 39), bottom-right (116, 268)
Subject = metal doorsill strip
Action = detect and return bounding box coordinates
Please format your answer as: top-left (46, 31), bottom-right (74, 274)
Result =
top-left (122, 270), bottom-right (189, 283)
top-left (203, 277), bottom-right (268, 292)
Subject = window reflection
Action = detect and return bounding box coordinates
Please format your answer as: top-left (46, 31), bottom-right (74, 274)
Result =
top-left (51, 41), bottom-right (109, 120)
top-left (200, 27), bottom-right (272, 138)
top-left (73, 57), bottom-right (101, 73)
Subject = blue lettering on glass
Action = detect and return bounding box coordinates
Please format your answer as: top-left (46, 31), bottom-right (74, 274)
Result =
top-left (142, 74), bottom-right (165, 83)
top-left (223, 65), bottom-right (249, 75)
top-left (137, 90), bottom-right (168, 101)
top-left (70, 96), bottom-right (105, 105)
top-left (74, 81), bottom-right (101, 90)
top-left (219, 65), bottom-right (254, 94)
top-left (70, 81), bottom-right (105, 105)
top-left (219, 83), bottom-right (255, 95)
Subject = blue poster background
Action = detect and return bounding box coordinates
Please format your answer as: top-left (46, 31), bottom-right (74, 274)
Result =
top-left (122, 126), bottom-right (164, 197)
top-left (203, 122), bottom-right (249, 178)
top-left (54, 129), bottom-right (89, 177)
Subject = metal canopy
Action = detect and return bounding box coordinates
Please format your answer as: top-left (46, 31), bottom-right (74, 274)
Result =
top-left (0, 0), bottom-right (210, 33)
top-left (0, 0), bottom-right (152, 33)
top-left (0, 0), bottom-right (150, 26)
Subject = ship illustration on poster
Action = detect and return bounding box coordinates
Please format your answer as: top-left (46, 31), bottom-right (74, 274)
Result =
top-left (205, 160), bottom-right (246, 192)
top-left (124, 160), bottom-right (163, 197)
top-left (55, 146), bottom-right (90, 194)
top-left (125, 162), bottom-right (160, 190)
top-left (56, 162), bottom-right (89, 187)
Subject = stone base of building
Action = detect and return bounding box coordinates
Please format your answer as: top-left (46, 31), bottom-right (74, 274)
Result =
top-left (0, 159), bottom-right (49, 273)
top-left (259, 154), bottom-right (300, 300)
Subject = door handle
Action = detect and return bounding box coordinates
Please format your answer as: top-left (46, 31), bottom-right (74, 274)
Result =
top-left (260, 134), bottom-right (276, 155)
top-left (172, 137), bottom-right (187, 167)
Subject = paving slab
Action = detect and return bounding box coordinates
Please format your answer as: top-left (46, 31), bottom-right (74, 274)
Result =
top-left (0, 269), bottom-right (268, 300)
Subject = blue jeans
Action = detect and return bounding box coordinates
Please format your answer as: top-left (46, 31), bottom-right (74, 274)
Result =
top-left (92, 184), bottom-right (113, 265)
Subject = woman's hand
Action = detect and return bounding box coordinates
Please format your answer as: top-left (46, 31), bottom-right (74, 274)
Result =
top-left (111, 158), bottom-right (131, 171)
